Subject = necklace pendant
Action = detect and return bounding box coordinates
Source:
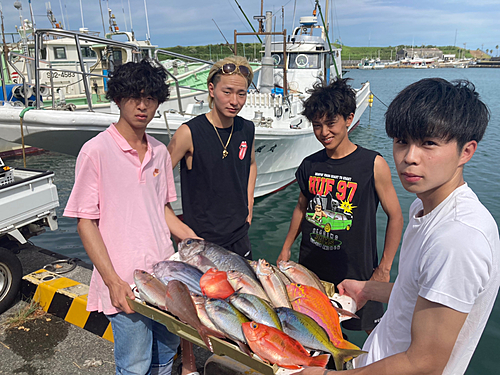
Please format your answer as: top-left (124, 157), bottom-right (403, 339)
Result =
top-left (222, 150), bottom-right (228, 158)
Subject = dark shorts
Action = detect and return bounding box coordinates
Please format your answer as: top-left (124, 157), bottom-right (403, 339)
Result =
top-left (224, 234), bottom-right (253, 260)
top-left (341, 300), bottom-right (384, 331)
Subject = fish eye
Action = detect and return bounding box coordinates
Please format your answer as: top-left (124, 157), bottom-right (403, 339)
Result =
top-left (186, 239), bottom-right (193, 244)
top-left (251, 322), bottom-right (258, 328)
top-left (296, 283), bottom-right (302, 287)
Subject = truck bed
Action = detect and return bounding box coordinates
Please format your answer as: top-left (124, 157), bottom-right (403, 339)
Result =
top-left (0, 168), bottom-right (59, 244)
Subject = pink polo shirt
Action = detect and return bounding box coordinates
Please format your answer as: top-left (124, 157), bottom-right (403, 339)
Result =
top-left (64, 124), bottom-right (176, 315)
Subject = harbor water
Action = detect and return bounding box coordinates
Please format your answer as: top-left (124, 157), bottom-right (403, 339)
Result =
top-left (8, 67), bottom-right (500, 374)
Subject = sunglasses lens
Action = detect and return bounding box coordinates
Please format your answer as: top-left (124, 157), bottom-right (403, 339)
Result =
top-left (222, 63), bottom-right (237, 74)
top-left (239, 65), bottom-right (250, 77)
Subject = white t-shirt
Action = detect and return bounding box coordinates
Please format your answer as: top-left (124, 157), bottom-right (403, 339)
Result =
top-left (356, 184), bottom-right (500, 374)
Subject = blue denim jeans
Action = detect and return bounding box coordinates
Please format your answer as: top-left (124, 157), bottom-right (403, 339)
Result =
top-left (107, 312), bottom-right (180, 375)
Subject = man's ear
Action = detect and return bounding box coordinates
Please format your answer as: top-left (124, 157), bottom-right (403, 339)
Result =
top-left (346, 113), bottom-right (354, 128)
top-left (459, 140), bottom-right (477, 167)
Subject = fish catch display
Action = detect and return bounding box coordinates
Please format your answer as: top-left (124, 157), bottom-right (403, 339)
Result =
top-left (242, 321), bottom-right (330, 370)
top-left (130, 256), bottom-right (368, 372)
top-left (153, 260), bottom-right (203, 294)
top-left (178, 238), bottom-right (256, 281)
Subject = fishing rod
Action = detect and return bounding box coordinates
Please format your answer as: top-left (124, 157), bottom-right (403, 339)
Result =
top-left (212, 19), bottom-right (235, 55)
top-left (234, 0), bottom-right (263, 44)
top-left (316, 0), bottom-right (340, 78)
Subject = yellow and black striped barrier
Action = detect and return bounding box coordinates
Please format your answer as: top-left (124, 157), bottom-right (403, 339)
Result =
top-left (21, 269), bottom-right (114, 342)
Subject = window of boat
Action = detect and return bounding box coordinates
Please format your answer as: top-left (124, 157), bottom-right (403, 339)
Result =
top-left (28, 47), bottom-right (47, 60)
top-left (288, 53), bottom-right (320, 69)
top-left (271, 53), bottom-right (284, 67)
top-left (81, 46), bottom-right (96, 59)
top-left (140, 49), bottom-right (150, 59)
top-left (53, 47), bottom-right (67, 60)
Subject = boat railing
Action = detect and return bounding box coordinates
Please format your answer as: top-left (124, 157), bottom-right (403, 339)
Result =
top-left (33, 28), bottom-right (142, 111)
top-left (154, 49), bottom-right (213, 115)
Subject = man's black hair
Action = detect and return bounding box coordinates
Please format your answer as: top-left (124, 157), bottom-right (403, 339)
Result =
top-left (302, 78), bottom-right (356, 122)
top-left (105, 58), bottom-right (170, 104)
top-left (386, 78), bottom-right (490, 149)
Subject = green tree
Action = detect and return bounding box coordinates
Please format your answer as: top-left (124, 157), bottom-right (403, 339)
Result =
top-left (496, 45), bottom-right (499, 56)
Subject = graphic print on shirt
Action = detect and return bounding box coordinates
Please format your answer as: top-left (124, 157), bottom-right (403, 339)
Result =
top-left (239, 141), bottom-right (248, 160)
top-left (305, 172), bottom-right (357, 251)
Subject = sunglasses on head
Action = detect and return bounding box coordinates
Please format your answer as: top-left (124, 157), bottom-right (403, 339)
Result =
top-left (217, 63), bottom-right (251, 78)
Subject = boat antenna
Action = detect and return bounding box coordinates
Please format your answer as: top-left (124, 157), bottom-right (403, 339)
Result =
top-left (212, 19), bottom-right (235, 54)
top-left (79, 0), bottom-right (85, 29)
top-left (315, 0), bottom-right (339, 77)
top-left (98, 0), bottom-right (106, 36)
top-left (143, 0), bottom-right (151, 42)
top-left (28, 0), bottom-right (36, 29)
top-left (57, 0), bottom-right (64, 29)
top-left (127, 0), bottom-right (133, 33)
top-left (291, 0), bottom-right (297, 33)
top-left (234, 0), bottom-right (262, 43)
top-left (120, 0), bottom-right (128, 32)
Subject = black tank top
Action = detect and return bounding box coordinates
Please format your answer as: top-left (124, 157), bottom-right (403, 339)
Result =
top-left (297, 146), bottom-right (381, 285)
top-left (180, 114), bottom-right (254, 247)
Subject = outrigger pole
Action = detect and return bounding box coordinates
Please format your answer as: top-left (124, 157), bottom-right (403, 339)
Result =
top-left (316, 0), bottom-right (340, 78)
top-left (234, 0), bottom-right (263, 44)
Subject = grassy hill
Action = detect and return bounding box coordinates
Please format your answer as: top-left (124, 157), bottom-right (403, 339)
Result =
top-left (157, 43), bottom-right (490, 62)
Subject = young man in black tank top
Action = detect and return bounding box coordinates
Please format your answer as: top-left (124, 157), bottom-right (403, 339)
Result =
top-left (277, 78), bottom-right (403, 337)
top-left (167, 56), bottom-right (256, 375)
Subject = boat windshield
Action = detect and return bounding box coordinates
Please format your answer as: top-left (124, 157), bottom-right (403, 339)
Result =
top-left (288, 53), bottom-right (320, 69)
top-left (271, 52), bottom-right (321, 69)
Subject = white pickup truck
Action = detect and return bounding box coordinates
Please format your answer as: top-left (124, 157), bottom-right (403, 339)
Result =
top-left (0, 156), bottom-right (59, 313)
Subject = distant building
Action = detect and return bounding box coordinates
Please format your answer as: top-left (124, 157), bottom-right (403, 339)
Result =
top-left (443, 54), bottom-right (456, 62)
top-left (396, 47), bottom-right (443, 61)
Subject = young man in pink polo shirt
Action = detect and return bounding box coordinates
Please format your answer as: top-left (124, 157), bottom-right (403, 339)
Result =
top-left (64, 59), bottom-right (197, 375)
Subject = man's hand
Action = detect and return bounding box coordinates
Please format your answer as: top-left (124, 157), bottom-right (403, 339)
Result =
top-left (107, 278), bottom-right (136, 314)
top-left (337, 279), bottom-right (369, 311)
top-left (276, 247), bottom-right (291, 263)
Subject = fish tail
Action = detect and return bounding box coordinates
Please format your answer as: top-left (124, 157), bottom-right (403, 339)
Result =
top-left (197, 325), bottom-right (224, 352)
top-left (307, 353), bottom-right (330, 368)
top-left (331, 348), bottom-right (368, 371)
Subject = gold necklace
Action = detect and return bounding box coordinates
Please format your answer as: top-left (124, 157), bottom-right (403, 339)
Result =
top-left (210, 119), bottom-right (234, 159)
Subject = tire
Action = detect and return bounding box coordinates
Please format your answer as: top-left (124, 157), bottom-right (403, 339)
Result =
top-left (0, 248), bottom-right (23, 314)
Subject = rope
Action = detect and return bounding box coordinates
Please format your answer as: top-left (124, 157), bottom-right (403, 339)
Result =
top-left (371, 91), bottom-right (388, 108)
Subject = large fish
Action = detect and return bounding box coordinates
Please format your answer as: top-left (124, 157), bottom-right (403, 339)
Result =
top-left (204, 298), bottom-right (251, 356)
top-left (256, 259), bottom-right (291, 308)
top-left (287, 283), bottom-right (360, 351)
top-left (133, 270), bottom-right (168, 310)
top-left (200, 268), bottom-right (235, 299)
top-left (190, 293), bottom-right (225, 337)
top-left (164, 280), bottom-right (223, 351)
top-left (271, 264), bottom-right (292, 286)
top-left (178, 239), bottom-right (256, 281)
top-left (278, 260), bottom-right (327, 295)
top-left (276, 307), bottom-right (366, 370)
top-left (153, 260), bottom-right (203, 294)
top-left (242, 321), bottom-right (330, 370)
top-left (228, 293), bottom-right (282, 330)
top-left (227, 270), bottom-right (270, 302)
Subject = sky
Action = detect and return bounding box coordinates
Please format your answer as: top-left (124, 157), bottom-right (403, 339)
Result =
top-left (0, 0), bottom-right (498, 54)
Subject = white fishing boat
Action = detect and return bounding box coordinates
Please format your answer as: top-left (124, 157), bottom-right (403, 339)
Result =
top-left (0, 9), bottom-right (370, 213)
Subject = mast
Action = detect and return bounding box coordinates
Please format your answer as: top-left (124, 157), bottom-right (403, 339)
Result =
top-left (143, 0), bottom-right (151, 42)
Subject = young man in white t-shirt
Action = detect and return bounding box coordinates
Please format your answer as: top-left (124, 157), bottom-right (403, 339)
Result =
top-left (299, 78), bottom-right (500, 374)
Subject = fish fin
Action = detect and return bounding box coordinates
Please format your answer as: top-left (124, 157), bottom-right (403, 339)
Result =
top-left (332, 349), bottom-right (368, 371)
top-left (196, 326), bottom-right (215, 352)
top-left (307, 353), bottom-right (330, 368)
top-left (236, 341), bottom-right (252, 357)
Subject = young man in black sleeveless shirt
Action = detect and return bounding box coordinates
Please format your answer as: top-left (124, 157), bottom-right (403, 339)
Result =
top-left (168, 56), bottom-right (256, 375)
top-left (277, 78), bottom-right (403, 335)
